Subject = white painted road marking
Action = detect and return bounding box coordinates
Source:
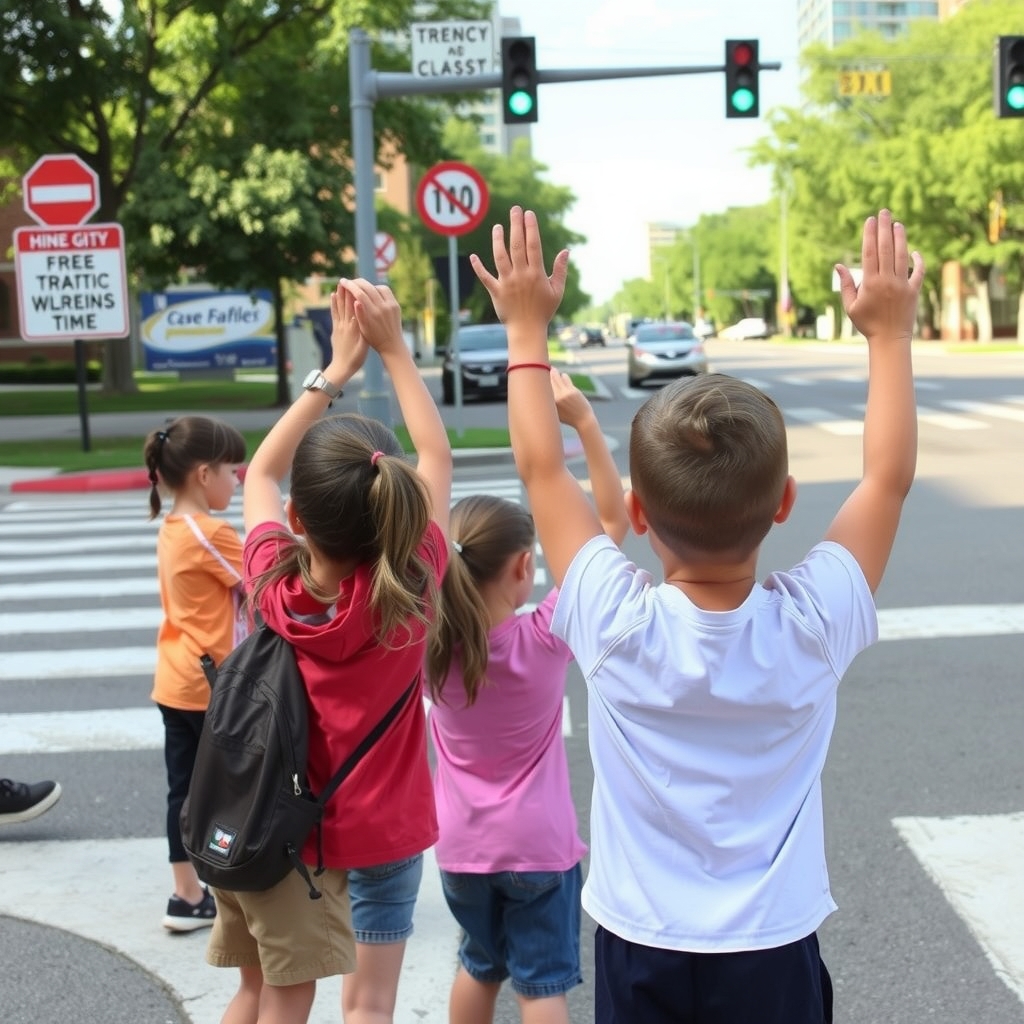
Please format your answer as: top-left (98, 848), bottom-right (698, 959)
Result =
top-left (895, 813), bottom-right (1024, 1007)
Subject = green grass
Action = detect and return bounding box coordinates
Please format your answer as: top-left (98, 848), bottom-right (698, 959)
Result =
top-left (0, 376), bottom-right (278, 417)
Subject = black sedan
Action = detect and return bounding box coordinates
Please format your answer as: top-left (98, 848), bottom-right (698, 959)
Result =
top-left (441, 324), bottom-right (510, 405)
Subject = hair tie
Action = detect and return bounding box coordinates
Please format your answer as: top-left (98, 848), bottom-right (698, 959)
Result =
top-left (452, 541), bottom-right (463, 554)
top-left (370, 450), bottom-right (384, 468)
top-left (155, 430), bottom-right (169, 445)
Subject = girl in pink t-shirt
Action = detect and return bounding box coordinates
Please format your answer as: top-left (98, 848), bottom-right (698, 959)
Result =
top-left (426, 372), bottom-right (627, 1024)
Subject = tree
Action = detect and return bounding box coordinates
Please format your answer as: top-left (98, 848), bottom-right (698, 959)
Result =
top-left (0, 0), bottom-right (484, 395)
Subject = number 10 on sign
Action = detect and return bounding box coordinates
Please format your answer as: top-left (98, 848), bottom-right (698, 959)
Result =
top-left (415, 161), bottom-right (489, 237)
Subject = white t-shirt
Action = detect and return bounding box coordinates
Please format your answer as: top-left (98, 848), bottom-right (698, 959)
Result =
top-left (552, 536), bottom-right (877, 953)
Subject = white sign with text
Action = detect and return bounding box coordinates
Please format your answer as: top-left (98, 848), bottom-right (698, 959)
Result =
top-left (14, 223), bottom-right (128, 341)
top-left (410, 20), bottom-right (493, 77)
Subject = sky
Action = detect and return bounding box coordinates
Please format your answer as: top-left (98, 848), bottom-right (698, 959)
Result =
top-left (503, 0), bottom-right (804, 303)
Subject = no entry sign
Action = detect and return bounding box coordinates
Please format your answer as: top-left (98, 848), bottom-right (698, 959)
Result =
top-left (14, 224), bottom-right (129, 341)
top-left (416, 161), bottom-right (489, 237)
top-left (22, 153), bottom-right (101, 227)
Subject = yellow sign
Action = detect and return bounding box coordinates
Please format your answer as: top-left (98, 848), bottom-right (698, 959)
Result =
top-left (838, 70), bottom-right (892, 97)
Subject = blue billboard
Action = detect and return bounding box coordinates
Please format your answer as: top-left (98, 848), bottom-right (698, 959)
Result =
top-left (140, 289), bottom-right (276, 371)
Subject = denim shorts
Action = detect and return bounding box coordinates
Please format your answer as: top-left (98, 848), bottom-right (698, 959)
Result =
top-left (440, 864), bottom-right (583, 998)
top-left (347, 854), bottom-right (424, 944)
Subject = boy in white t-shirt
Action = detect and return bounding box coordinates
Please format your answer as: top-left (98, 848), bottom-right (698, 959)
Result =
top-left (470, 207), bottom-right (923, 1023)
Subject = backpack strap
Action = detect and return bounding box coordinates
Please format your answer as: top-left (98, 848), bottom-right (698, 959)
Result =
top-left (316, 675), bottom-right (420, 811)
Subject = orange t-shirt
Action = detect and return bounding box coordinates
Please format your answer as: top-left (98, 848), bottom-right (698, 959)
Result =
top-left (151, 514), bottom-right (244, 711)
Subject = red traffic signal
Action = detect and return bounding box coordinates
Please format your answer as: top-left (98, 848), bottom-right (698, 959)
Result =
top-left (725, 39), bottom-right (760, 119)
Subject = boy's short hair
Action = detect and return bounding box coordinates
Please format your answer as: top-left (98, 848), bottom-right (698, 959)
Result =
top-left (629, 374), bottom-right (789, 560)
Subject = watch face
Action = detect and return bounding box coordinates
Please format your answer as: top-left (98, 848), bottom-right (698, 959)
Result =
top-left (303, 369), bottom-right (322, 389)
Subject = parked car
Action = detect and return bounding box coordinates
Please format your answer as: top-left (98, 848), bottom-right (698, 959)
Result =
top-left (720, 316), bottom-right (772, 340)
top-left (694, 317), bottom-right (716, 340)
top-left (441, 323), bottom-right (509, 405)
top-left (626, 322), bottom-right (708, 388)
top-left (576, 325), bottom-right (606, 348)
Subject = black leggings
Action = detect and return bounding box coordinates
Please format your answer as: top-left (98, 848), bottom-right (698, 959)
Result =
top-left (157, 704), bottom-right (206, 863)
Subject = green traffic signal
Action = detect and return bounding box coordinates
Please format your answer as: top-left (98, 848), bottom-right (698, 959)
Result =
top-left (996, 36), bottom-right (1024, 119)
top-left (508, 90), bottom-right (534, 117)
top-left (1009, 83), bottom-right (1024, 112)
top-left (730, 87), bottom-right (755, 113)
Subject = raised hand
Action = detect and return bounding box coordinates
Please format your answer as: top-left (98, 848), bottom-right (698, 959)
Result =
top-left (551, 368), bottom-right (593, 432)
top-left (340, 278), bottom-right (406, 358)
top-left (470, 207), bottom-right (569, 331)
top-left (328, 279), bottom-right (369, 379)
top-left (835, 210), bottom-right (924, 344)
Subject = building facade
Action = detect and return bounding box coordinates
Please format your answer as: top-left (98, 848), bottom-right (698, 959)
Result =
top-left (797, 0), bottom-right (939, 51)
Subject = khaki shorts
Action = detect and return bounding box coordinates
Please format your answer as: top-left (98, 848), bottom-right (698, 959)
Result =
top-left (206, 867), bottom-right (355, 986)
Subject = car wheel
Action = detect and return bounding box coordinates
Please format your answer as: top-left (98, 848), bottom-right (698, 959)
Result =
top-left (627, 374), bottom-right (641, 389)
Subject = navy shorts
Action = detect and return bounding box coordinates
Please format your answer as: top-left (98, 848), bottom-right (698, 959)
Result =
top-left (594, 927), bottom-right (833, 1024)
top-left (440, 864), bottom-right (583, 999)
top-left (347, 854), bottom-right (423, 944)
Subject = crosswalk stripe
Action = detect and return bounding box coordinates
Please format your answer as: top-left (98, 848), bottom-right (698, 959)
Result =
top-left (0, 606), bottom-right (159, 635)
top-left (0, 646), bottom-right (155, 680)
top-left (944, 399), bottom-right (1024, 423)
top-left (0, 577), bottom-right (157, 600)
top-left (917, 405), bottom-right (987, 430)
top-left (785, 407), bottom-right (864, 435)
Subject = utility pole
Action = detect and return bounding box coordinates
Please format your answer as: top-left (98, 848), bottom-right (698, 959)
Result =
top-left (349, 28), bottom-right (781, 424)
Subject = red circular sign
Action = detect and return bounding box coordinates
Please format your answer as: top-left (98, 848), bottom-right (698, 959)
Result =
top-left (415, 161), bottom-right (489, 237)
top-left (22, 154), bottom-right (100, 227)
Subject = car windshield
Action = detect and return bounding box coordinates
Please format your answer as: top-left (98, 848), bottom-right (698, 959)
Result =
top-left (455, 327), bottom-right (508, 352)
top-left (634, 324), bottom-right (695, 342)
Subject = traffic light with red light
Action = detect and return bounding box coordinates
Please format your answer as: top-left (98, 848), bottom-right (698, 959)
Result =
top-left (725, 39), bottom-right (760, 118)
top-left (995, 35), bottom-right (1024, 118)
top-left (501, 36), bottom-right (539, 124)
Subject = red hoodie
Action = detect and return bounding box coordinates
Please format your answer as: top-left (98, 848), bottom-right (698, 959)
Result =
top-left (244, 520), bottom-right (447, 869)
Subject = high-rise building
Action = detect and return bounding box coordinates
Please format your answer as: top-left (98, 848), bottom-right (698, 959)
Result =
top-left (796, 1), bottom-right (939, 51)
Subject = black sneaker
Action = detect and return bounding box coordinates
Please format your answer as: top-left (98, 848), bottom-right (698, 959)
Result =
top-left (162, 888), bottom-right (217, 932)
top-left (0, 779), bottom-right (62, 824)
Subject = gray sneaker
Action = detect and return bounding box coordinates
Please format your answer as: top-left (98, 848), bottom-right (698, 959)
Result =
top-left (162, 888), bottom-right (217, 932)
top-left (0, 779), bottom-right (62, 824)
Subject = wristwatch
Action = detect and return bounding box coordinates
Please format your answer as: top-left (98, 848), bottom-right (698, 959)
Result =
top-left (302, 369), bottom-right (343, 400)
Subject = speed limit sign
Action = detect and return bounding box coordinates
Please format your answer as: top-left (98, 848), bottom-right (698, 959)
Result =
top-left (416, 161), bottom-right (490, 237)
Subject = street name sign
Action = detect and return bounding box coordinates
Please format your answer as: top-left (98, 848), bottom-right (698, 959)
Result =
top-left (410, 20), bottom-right (493, 77)
top-left (22, 153), bottom-right (101, 227)
top-left (14, 224), bottom-right (129, 341)
top-left (416, 161), bottom-right (490, 237)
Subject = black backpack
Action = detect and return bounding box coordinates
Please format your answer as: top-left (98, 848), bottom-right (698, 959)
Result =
top-left (180, 621), bottom-right (416, 899)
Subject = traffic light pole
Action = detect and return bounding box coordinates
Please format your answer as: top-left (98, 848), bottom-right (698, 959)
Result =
top-left (349, 27), bottom-right (780, 424)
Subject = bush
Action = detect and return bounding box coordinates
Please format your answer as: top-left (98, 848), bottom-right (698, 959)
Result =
top-left (0, 360), bottom-right (103, 384)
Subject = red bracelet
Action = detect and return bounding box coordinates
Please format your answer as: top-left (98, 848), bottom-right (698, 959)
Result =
top-left (506, 362), bottom-right (552, 373)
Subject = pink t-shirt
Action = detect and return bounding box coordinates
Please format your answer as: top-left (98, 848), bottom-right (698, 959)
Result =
top-left (428, 589), bottom-right (587, 872)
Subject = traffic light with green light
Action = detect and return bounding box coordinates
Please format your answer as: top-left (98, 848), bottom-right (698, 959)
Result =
top-left (501, 36), bottom-right (539, 124)
top-left (725, 39), bottom-right (760, 118)
top-left (995, 35), bottom-right (1024, 118)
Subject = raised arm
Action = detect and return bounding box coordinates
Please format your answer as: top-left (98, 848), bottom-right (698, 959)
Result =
top-left (243, 280), bottom-right (367, 533)
top-left (551, 369), bottom-right (628, 545)
top-left (341, 278), bottom-right (453, 536)
top-left (470, 207), bottom-right (601, 586)
top-left (826, 210), bottom-right (924, 592)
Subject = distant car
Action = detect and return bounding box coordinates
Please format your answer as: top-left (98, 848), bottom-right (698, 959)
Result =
top-left (576, 326), bottom-right (606, 348)
top-left (694, 317), bottom-right (716, 340)
top-left (441, 324), bottom-right (509, 405)
top-left (626, 322), bottom-right (708, 389)
top-left (720, 316), bottom-right (771, 340)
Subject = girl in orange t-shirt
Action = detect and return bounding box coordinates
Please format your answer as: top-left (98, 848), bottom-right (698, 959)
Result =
top-left (143, 415), bottom-right (246, 933)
